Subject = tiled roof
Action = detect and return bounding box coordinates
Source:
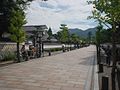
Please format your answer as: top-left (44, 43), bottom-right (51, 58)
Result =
top-left (23, 25), bottom-right (49, 40)
top-left (23, 25), bottom-right (48, 32)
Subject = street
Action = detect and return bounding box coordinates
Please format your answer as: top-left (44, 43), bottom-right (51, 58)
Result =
top-left (0, 45), bottom-right (98, 90)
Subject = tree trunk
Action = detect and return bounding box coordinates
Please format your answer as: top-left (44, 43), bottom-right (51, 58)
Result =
top-left (16, 42), bottom-right (20, 62)
top-left (96, 45), bottom-right (99, 64)
top-left (111, 42), bottom-right (116, 90)
top-left (96, 44), bottom-right (101, 64)
top-left (96, 44), bottom-right (103, 73)
top-left (42, 42), bottom-right (44, 57)
top-left (111, 24), bottom-right (117, 90)
top-left (39, 37), bottom-right (41, 57)
top-left (0, 33), bottom-right (2, 40)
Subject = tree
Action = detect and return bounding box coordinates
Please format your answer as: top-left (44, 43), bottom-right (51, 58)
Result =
top-left (88, 0), bottom-right (120, 89)
top-left (59, 24), bottom-right (69, 43)
top-left (47, 27), bottom-right (53, 40)
top-left (8, 0), bottom-right (34, 62)
top-left (0, 0), bottom-right (33, 40)
top-left (70, 34), bottom-right (80, 43)
top-left (100, 29), bottom-right (112, 43)
top-left (0, 0), bottom-right (48, 40)
top-left (9, 9), bottom-right (26, 62)
top-left (70, 34), bottom-right (80, 48)
top-left (95, 25), bottom-right (103, 70)
top-left (87, 31), bottom-right (92, 44)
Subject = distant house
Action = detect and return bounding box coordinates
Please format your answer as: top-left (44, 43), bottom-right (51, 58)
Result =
top-left (23, 25), bottom-right (48, 33)
top-left (50, 36), bottom-right (58, 42)
top-left (23, 25), bottom-right (59, 44)
top-left (0, 25), bottom-right (49, 42)
top-left (23, 25), bottom-right (49, 41)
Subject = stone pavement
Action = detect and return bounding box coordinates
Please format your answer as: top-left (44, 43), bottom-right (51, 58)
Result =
top-left (0, 45), bottom-right (97, 90)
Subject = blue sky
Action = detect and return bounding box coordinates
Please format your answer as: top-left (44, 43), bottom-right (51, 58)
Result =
top-left (26, 0), bottom-right (97, 33)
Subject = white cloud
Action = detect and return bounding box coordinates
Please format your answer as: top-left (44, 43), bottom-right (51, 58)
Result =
top-left (26, 0), bottom-right (97, 33)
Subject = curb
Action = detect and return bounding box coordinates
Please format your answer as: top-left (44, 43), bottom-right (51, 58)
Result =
top-left (93, 54), bottom-right (99, 90)
top-left (84, 53), bottom-right (99, 90)
top-left (84, 56), bottom-right (94, 90)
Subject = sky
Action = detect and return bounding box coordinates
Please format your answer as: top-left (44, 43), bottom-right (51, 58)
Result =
top-left (26, 0), bottom-right (97, 33)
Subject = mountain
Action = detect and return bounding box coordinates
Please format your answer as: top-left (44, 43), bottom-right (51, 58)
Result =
top-left (69, 27), bottom-right (97, 38)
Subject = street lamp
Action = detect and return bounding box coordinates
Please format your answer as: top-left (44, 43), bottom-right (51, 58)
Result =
top-left (37, 31), bottom-right (43, 57)
top-left (36, 26), bottom-right (46, 58)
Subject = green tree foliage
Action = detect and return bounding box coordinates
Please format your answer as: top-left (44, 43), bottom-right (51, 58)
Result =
top-left (88, 0), bottom-right (120, 28)
top-left (88, 0), bottom-right (120, 44)
top-left (88, 1), bottom-right (120, 89)
top-left (95, 25), bottom-right (103, 45)
top-left (47, 27), bottom-right (53, 40)
top-left (87, 31), bottom-right (92, 44)
top-left (8, 0), bottom-right (33, 62)
top-left (58, 24), bottom-right (69, 43)
top-left (100, 29), bottom-right (112, 43)
top-left (9, 9), bottom-right (26, 43)
top-left (0, 0), bottom-right (33, 40)
top-left (9, 9), bottom-right (26, 62)
top-left (70, 34), bottom-right (80, 43)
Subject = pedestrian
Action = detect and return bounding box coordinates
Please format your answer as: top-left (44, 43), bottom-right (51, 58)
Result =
top-left (21, 45), bottom-right (25, 54)
top-left (62, 44), bottom-right (65, 52)
top-left (106, 45), bottom-right (111, 65)
top-left (21, 44), bottom-right (29, 61)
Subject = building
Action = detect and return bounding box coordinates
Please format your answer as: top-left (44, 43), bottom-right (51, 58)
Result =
top-left (23, 25), bottom-right (48, 39)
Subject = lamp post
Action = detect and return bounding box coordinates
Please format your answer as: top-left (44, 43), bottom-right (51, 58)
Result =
top-left (37, 31), bottom-right (43, 58)
top-left (42, 31), bottom-right (46, 57)
top-left (32, 30), bottom-right (37, 47)
top-left (30, 25), bottom-right (47, 58)
top-left (36, 26), bottom-right (46, 58)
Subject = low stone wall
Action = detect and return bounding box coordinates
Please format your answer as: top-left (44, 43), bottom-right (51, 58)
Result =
top-left (0, 43), bottom-right (22, 61)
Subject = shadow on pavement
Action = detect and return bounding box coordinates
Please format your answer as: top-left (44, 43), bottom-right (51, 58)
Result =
top-left (78, 55), bottom-right (96, 66)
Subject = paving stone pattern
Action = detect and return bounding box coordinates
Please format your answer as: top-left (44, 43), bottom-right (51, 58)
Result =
top-left (0, 45), bottom-right (96, 90)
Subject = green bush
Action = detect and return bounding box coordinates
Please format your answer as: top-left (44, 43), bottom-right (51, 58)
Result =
top-left (0, 51), bottom-right (16, 61)
top-left (50, 48), bottom-right (62, 52)
top-left (44, 48), bottom-right (62, 52)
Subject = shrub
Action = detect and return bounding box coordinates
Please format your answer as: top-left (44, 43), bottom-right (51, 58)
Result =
top-left (50, 48), bottom-right (62, 52)
top-left (0, 51), bottom-right (16, 61)
top-left (44, 48), bottom-right (62, 52)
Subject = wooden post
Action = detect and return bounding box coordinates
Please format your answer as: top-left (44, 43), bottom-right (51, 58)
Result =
top-left (102, 76), bottom-right (109, 90)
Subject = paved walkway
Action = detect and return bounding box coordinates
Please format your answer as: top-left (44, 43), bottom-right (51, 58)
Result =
top-left (0, 45), bottom-right (97, 90)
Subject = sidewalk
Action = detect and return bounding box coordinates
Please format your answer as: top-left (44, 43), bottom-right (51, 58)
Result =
top-left (0, 45), bottom-right (98, 90)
